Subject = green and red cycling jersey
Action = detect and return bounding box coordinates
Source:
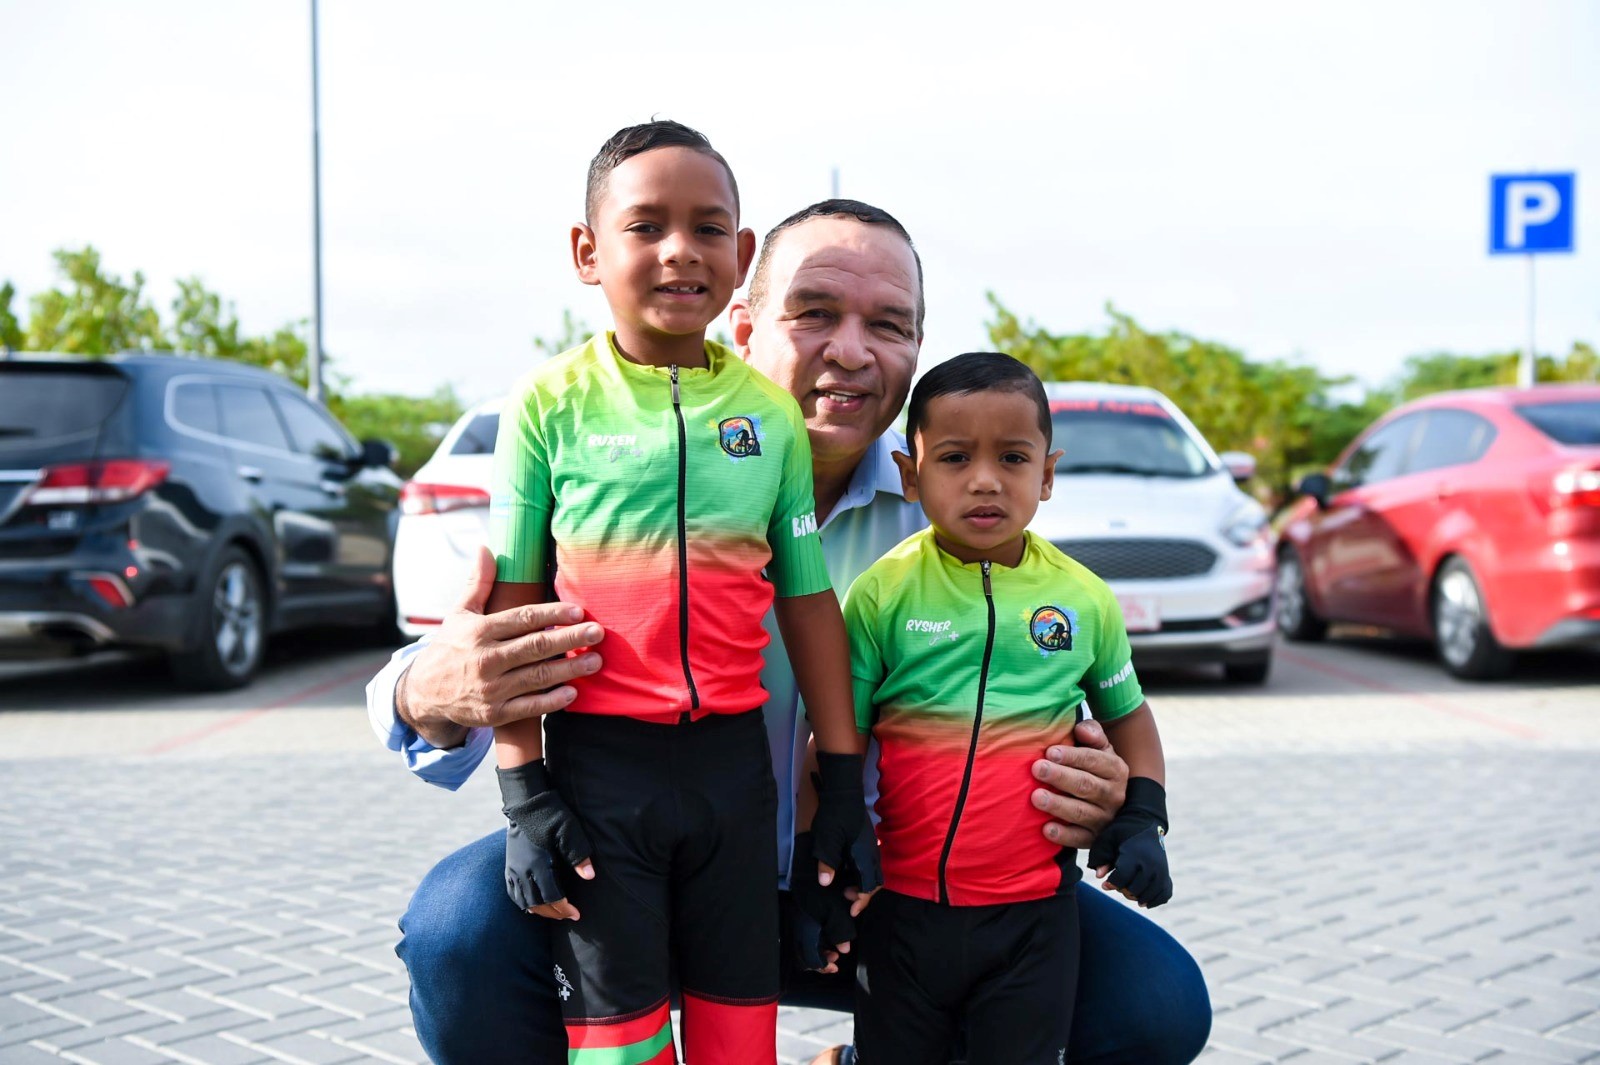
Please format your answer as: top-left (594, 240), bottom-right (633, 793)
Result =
top-left (844, 529), bottom-right (1146, 906)
top-left (489, 333), bottom-right (831, 723)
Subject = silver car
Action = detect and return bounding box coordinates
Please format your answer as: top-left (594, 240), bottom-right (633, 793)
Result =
top-left (1030, 382), bottom-right (1277, 683)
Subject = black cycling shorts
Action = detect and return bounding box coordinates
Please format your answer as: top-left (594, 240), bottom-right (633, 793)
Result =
top-left (854, 889), bottom-right (1080, 1065)
top-left (543, 708), bottom-right (780, 1064)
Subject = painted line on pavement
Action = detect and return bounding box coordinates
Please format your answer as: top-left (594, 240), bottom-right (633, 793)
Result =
top-left (1276, 646), bottom-right (1544, 740)
top-left (142, 659), bottom-right (384, 755)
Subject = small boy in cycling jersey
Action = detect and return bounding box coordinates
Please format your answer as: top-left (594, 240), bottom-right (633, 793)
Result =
top-left (839, 351), bottom-right (1172, 1064)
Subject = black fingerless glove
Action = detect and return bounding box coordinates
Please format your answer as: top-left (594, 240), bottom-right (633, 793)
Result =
top-left (1086, 777), bottom-right (1172, 908)
top-left (789, 832), bottom-right (858, 970)
top-left (497, 761), bottom-right (592, 908)
top-left (809, 751), bottom-right (868, 874)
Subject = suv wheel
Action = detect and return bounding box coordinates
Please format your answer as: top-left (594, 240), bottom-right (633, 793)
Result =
top-left (1275, 548), bottom-right (1328, 641)
top-left (1432, 557), bottom-right (1514, 680)
top-left (171, 545), bottom-right (266, 690)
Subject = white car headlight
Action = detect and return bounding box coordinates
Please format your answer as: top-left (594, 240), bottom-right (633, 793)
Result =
top-left (1221, 500), bottom-right (1269, 547)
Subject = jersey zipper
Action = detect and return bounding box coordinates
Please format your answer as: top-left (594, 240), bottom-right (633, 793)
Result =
top-left (936, 558), bottom-right (995, 904)
top-left (669, 364), bottom-right (700, 715)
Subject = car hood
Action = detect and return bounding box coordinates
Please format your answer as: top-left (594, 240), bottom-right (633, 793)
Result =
top-left (1030, 472), bottom-right (1246, 539)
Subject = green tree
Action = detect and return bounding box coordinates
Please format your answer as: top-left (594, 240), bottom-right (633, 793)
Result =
top-left (985, 296), bottom-right (1345, 501)
top-left (1549, 341), bottom-right (1599, 382)
top-left (23, 247), bottom-right (167, 355)
top-left (169, 277), bottom-right (315, 388)
top-left (329, 386), bottom-right (465, 478)
top-left (1394, 351), bottom-right (1517, 399)
top-left (533, 309), bottom-right (592, 358)
top-left (0, 282), bottom-right (24, 352)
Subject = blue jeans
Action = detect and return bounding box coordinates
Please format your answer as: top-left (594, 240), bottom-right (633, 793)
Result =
top-left (398, 832), bottom-right (1211, 1064)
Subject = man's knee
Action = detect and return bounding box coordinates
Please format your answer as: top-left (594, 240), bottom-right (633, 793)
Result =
top-left (398, 831), bottom-right (537, 981)
top-left (1135, 945), bottom-right (1211, 1063)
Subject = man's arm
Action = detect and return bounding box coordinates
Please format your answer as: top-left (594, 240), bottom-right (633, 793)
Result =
top-left (370, 546), bottom-right (604, 766)
top-left (1030, 717), bottom-right (1130, 848)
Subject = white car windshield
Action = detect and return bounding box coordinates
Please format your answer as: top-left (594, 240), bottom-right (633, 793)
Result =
top-left (1050, 399), bottom-right (1216, 478)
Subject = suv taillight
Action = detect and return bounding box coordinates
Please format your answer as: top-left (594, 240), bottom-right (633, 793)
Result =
top-left (1551, 467), bottom-right (1600, 509)
top-left (400, 481), bottom-right (490, 516)
top-left (24, 460), bottom-right (171, 506)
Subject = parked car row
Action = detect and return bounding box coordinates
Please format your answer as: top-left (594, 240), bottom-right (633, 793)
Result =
top-left (0, 353), bottom-right (402, 689)
top-left (10, 350), bottom-right (1590, 691)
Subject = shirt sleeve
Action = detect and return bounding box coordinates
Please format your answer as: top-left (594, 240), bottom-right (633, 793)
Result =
top-left (842, 574), bottom-right (885, 734)
top-left (1080, 587), bottom-right (1145, 721)
top-left (489, 381), bottom-right (554, 584)
top-left (765, 398), bottom-right (832, 598)
top-left (365, 635), bottom-right (494, 790)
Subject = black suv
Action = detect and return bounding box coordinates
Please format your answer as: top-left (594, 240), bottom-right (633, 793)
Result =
top-left (0, 353), bottom-right (402, 689)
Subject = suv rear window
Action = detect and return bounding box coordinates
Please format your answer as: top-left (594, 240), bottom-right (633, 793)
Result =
top-left (0, 367), bottom-right (130, 453)
top-left (451, 413), bottom-right (501, 456)
top-left (1516, 401), bottom-right (1600, 445)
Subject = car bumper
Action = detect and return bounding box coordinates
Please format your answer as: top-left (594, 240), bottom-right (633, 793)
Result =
top-left (1129, 619), bottom-right (1278, 663)
top-left (1485, 536), bottom-right (1600, 648)
top-left (1109, 555), bottom-right (1278, 664)
top-left (0, 557), bottom-right (192, 657)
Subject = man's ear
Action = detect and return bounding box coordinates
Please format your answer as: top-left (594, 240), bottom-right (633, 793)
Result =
top-left (728, 299), bottom-right (754, 356)
top-left (1040, 449), bottom-right (1065, 500)
top-left (571, 224), bottom-right (600, 286)
top-left (892, 449), bottom-right (919, 503)
top-left (734, 227), bottom-right (757, 287)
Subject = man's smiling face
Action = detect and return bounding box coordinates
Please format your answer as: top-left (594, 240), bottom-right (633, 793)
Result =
top-left (738, 216), bottom-right (922, 469)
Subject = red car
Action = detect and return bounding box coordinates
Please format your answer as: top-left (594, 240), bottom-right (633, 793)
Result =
top-left (1276, 384), bottom-right (1600, 678)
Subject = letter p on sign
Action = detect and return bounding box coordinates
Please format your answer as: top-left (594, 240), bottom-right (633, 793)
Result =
top-left (1491, 173), bottom-right (1575, 254)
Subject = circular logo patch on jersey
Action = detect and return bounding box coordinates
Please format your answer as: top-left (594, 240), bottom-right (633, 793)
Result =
top-left (1030, 606), bottom-right (1074, 652)
top-left (719, 416), bottom-right (762, 458)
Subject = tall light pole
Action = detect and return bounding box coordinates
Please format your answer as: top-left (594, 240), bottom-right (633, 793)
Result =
top-left (308, 0), bottom-right (326, 402)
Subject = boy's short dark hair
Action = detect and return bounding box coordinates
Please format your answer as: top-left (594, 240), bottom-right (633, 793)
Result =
top-left (747, 199), bottom-right (925, 336)
top-left (585, 120), bottom-right (739, 225)
top-left (905, 352), bottom-right (1052, 455)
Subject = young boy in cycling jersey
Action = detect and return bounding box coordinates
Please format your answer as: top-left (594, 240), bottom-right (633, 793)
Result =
top-left (840, 352), bottom-right (1172, 1064)
top-left (486, 121), bottom-right (866, 1065)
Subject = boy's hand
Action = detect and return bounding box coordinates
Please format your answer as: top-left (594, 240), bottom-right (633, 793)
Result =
top-left (810, 752), bottom-right (869, 884)
top-left (497, 761), bottom-right (595, 918)
top-left (504, 820), bottom-right (587, 920)
top-left (1086, 777), bottom-right (1172, 908)
top-left (790, 832), bottom-right (860, 971)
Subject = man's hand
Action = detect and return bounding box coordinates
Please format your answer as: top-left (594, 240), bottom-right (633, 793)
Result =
top-left (1030, 717), bottom-right (1129, 849)
top-left (396, 546), bottom-right (604, 749)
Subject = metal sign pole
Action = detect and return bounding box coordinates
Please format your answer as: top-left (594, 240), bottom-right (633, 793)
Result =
top-left (1522, 253), bottom-right (1536, 388)
top-left (308, 0), bottom-right (325, 403)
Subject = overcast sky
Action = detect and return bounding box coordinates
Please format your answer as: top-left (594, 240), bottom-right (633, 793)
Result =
top-left (3, 1), bottom-right (1597, 402)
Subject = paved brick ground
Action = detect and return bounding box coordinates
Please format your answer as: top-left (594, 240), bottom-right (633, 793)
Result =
top-left (3, 638), bottom-right (1598, 1063)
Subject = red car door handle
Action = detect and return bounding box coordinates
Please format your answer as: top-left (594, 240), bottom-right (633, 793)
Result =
top-left (1435, 483), bottom-right (1455, 500)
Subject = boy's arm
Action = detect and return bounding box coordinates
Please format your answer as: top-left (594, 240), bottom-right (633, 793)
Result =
top-left (775, 590), bottom-right (874, 891)
top-left (1090, 700), bottom-right (1173, 908)
top-left (486, 581), bottom-right (550, 766)
top-left (772, 590), bottom-right (858, 755)
top-left (1096, 700), bottom-right (1164, 787)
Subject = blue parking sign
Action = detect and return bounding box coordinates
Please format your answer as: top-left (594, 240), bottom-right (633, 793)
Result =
top-left (1490, 173), bottom-right (1575, 254)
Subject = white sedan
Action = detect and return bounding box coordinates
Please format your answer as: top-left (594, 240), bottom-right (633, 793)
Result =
top-left (392, 398), bottom-right (501, 637)
top-left (1031, 382), bottom-right (1278, 683)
